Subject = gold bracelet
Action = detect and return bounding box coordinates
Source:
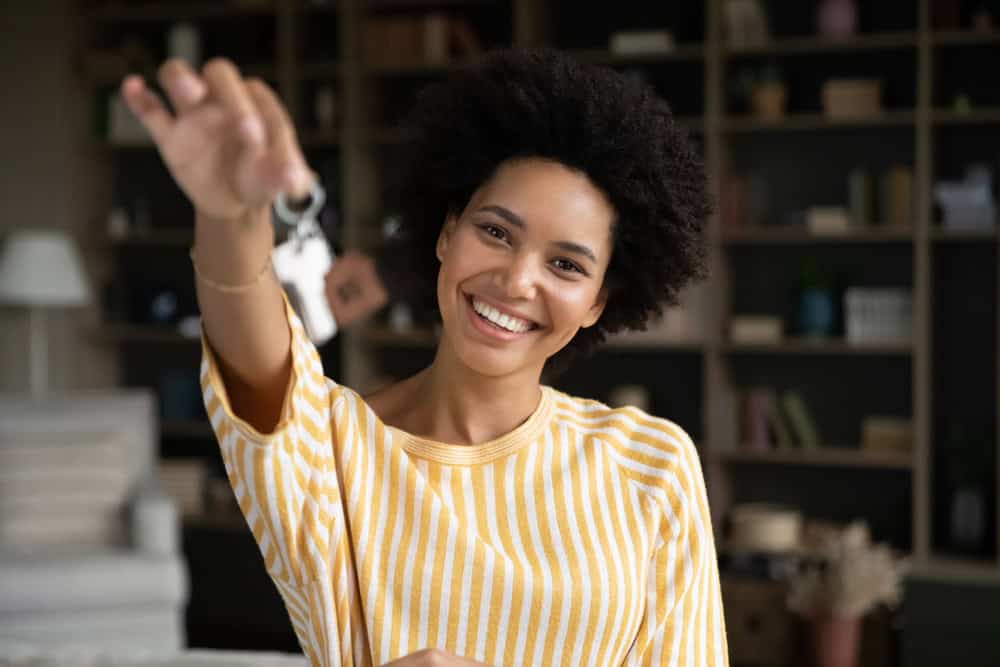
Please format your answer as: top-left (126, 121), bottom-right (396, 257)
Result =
top-left (189, 247), bottom-right (273, 294)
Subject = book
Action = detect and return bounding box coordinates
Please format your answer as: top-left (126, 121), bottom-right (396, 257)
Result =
top-left (781, 391), bottom-right (821, 449)
top-left (766, 396), bottom-right (795, 449)
top-left (742, 388), bottom-right (773, 450)
top-left (882, 164), bottom-right (913, 227)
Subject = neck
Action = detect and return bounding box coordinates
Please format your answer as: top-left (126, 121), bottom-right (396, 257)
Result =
top-left (412, 332), bottom-right (545, 446)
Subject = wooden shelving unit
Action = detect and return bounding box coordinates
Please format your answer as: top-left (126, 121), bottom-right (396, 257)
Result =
top-left (78, 0), bottom-right (999, 586)
top-left (724, 30), bottom-right (919, 56)
top-left (713, 447), bottom-right (914, 470)
top-left (723, 110), bottom-right (917, 132)
top-left (722, 338), bottom-right (913, 356)
top-left (722, 225), bottom-right (914, 244)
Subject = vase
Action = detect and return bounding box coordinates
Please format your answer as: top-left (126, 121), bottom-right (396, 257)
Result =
top-left (798, 288), bottom-right (836, 337)
top-left (811, 614), bottom-right (861, 667)
top-left (950, 485), bottom-right (986, 553)
top-left (817, 0), bottom-right (857, 40)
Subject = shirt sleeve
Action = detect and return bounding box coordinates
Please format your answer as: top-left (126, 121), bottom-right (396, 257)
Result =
top-left (626, 428), bottom-right (729, 667)
top-left (199, 290), bottom-right (348, 587)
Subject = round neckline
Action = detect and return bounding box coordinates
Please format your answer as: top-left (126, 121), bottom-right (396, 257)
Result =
top-left (378, 385), bottom-right (555, 466)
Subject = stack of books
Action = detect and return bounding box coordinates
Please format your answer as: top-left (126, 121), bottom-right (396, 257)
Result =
top-left (0, 432), bottom-right (131, 550)
top-left (741, 388), bottom-right (822, 450)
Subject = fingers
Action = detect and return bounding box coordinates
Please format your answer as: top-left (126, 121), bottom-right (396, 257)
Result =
top-left (120, 75), bottom-right (173, 145)
top-left (157, 58), bottom-right (207, 114)
top-left (246, 78), bottom-right (313, 197)
top-left (201, 58), bottom-right (266, 147)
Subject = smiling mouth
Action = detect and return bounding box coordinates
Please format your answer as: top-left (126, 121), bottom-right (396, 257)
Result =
top-left (467, 295), bottom-right (540, 334)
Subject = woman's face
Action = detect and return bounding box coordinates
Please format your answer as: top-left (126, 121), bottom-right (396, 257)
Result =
top-left (435, 158), bottom-right (614, 379)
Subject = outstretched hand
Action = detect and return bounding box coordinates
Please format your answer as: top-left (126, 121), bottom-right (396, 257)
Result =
top-left (120, 57), bottom-right (314, 223)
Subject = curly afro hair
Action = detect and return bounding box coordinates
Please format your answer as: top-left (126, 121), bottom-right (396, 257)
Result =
top-left (380, 47), bottom-right (711, 375)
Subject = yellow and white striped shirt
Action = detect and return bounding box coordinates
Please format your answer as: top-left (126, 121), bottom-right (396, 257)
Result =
top-left (201, 296), bottom-right (728, 667)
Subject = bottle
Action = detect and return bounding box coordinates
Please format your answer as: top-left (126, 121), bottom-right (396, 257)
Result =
top-left (131, 475), bottom-right (180, 556)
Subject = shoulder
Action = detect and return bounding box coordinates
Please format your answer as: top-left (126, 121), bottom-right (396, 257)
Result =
top-left (548, 387), bottom-right (701, 479)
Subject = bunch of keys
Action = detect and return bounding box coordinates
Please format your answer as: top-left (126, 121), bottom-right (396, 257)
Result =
top-left (271, 182), bottom-right (338, 345)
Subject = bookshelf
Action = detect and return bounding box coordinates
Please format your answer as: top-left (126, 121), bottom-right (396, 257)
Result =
top-left (77, 0), bottom-right (999, 584)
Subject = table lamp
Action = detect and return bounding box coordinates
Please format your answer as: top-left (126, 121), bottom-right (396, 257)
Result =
top-left (0, 229), bottom-right (92, 397)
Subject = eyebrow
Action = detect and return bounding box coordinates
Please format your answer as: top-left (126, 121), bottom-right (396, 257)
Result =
top-left (476, 205), bottom-right (599, 264)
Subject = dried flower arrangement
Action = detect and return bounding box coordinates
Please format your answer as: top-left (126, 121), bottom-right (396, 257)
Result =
top-left (787, 520), bottom-right (909, 618)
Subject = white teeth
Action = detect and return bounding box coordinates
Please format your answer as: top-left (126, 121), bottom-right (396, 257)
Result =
top-left (472, 298), bottom-right (532, 333)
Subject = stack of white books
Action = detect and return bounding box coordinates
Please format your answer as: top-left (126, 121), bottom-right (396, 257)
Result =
top-left (0, 432), bottom-right (130, 550)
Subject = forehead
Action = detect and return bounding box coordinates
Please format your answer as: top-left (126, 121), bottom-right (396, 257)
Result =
top-left (469, 158), bottom-right (615, 246)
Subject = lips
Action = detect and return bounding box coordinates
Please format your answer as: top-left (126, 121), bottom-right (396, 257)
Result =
top-left (470, 294), bottom-right (539, 328)
top-left (463, 293), bottom-right (542, 340)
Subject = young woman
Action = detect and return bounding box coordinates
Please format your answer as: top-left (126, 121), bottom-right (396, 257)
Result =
top-left (122, 49), bottom-right (728, 667)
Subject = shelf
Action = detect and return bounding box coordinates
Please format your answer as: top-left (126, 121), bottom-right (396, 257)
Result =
top-left (725, 111), bottom-right (916, 132)
top-left (85, 62), bottom-right (275, 88)
top-left (162, 419), bottom-right (215, 439)
top-left (910, 556), bottom-right (1000, 585)
top-left (931, 30), bottom-right (1000, 47)
top-left (86, 2), bottom-right (277, 22)
top-left (94, 324), bottom-right (199, 345)
top-left (714, 447), bottom-right (913, 470)
top-left (722, 225), bottom-right (913, 244)
top-left (568, 45), bottom-right (705, 65)
top-left (362, 58), bottom-right (479, 77)
top-left (932, 228), bottom-right (998, 242)
top-left (724, 338), bottom-right (913, 356)
top-left (725, 31), bottom-right (918, 56)
top-left (364, 0), bottom-right (499, 9)
top-left (603, 335), bottom-right (704, 352)
top-left (304, 127), bottom-right (421, 147)
top-left (933, 108), bottom-right (1000, 125)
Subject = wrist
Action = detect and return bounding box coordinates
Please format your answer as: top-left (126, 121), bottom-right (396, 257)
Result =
top-left (195, 206), bottom-right (270, 228)
top-left (193, 206), bottom-right (275, 287)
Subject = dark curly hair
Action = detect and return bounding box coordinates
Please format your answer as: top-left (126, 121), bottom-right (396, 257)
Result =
top-left (379, 47), bottom-right (711, 375)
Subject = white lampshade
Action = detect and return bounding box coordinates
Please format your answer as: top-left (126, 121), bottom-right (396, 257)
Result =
top-left (0, 230), bottom-right (92, 307)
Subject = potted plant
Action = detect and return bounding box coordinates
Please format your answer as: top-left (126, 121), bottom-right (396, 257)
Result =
top-left (787, 521), bottom-right (908, 667)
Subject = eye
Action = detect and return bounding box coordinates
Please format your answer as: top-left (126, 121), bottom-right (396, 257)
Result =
top-left (477, 223), bottom-right (509, 243)
top-left (552, 258), bottom-right (586, 275)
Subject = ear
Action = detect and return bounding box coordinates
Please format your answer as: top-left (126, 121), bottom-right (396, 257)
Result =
top-left (580, 287), bottom-right (608, 328)
top-left (436, 215), bottom-right (458, 262)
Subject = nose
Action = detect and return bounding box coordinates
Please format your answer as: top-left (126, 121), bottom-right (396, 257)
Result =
top-left (495, 251), bottom-right (539, 301)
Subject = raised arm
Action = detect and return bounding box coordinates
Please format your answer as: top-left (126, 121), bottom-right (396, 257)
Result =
top-left (122, 57), bottom-right (314, 433)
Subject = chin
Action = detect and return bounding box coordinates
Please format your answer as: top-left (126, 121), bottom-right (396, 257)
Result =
top-left (450, 336), bottom-right (540, 378)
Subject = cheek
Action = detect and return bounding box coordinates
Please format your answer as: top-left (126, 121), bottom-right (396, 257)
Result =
top-left (547, 285), bottom-right (600, 327)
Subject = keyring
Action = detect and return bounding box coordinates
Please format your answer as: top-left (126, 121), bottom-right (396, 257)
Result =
top-left (274, 181), bottom-right (326, 229)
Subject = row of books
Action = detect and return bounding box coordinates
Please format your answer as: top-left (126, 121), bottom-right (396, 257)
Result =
top-left (741, 387), bottom-right (822, 450)
top-left (0, 432), bottom-right (132, 550)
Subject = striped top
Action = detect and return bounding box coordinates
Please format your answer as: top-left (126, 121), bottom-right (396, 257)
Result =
top-left (200, 295), bottom-right (728, 667)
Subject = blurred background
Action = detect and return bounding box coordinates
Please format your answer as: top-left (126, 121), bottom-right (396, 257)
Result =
top-left (0, 0), bottom-right (998, 665)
